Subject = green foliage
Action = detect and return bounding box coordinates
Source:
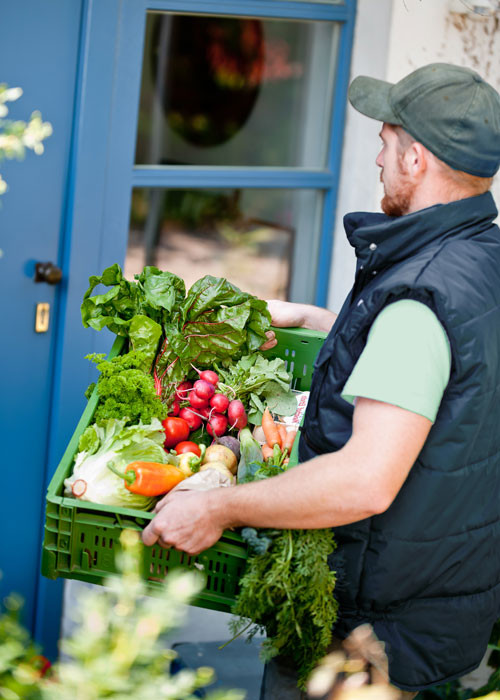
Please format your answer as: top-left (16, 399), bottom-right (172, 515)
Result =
top-left (86, 350), bottom-right (167, 426)
top-left (231, 527), bottom-right (338, 689)
top-left (0, 531), bottom-right (245, 700)
top-left (217, 353), bottom-right (297, 424)
top-left (81, 265), bottom-right (271, 385)
top-left (0, 591), bottom-right (44, 699)
top-left (231, 444), bottom-right (337, 690)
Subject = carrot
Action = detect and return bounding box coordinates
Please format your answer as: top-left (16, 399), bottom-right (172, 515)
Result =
top-left (262, 408), bottom-right (280, 448)
top-left (261, 444), bottom-right (274, 460)
top-left (277, 424), bottom-right (287, 450)
top-left (284, 429), bottom-right (297, 453)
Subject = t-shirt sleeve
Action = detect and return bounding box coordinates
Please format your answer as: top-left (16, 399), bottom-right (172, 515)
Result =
top-left (341, 299), bottom-right (451, 422)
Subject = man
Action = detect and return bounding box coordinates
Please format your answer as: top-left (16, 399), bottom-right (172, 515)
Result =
top-left (143, 64), bottom-right (500, 695)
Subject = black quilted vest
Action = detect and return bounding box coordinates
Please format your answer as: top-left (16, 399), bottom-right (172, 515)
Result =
top-left (299, 192), bottom-right (500, 690)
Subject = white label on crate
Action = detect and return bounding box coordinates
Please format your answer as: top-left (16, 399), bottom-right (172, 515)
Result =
top-left (281, 391), bottom-right (310, 429)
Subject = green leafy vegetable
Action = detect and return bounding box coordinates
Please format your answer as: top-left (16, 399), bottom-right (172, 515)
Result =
top-left (217, 354), bottom-right (297, 424)
top-left (86, 350), bottom-right (167, 426)
top-left (231, 454), bottom-right (338, 689)
top-left (64, 417), bottom-right (167, 509)
top-left (81, 265), bottom-right (272, 389)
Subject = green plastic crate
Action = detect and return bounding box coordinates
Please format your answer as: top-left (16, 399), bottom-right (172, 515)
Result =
top-left (41, 326), bottom-right (326, 612)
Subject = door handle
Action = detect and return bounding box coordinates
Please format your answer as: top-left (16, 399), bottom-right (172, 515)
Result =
top-left (34, 261), bottom-right (63, 285)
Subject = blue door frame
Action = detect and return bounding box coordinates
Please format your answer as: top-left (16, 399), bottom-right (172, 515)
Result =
top-left (35, 0), bottom-right (357, 656)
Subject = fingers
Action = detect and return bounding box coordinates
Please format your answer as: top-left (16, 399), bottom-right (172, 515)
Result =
top-left (142, 518), bottom-right (161, 547)
top-left (260, 330), bottom-right (278, 351)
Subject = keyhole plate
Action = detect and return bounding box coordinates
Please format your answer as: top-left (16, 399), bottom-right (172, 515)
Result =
top-left (35, 302), bottom-right (50, 333)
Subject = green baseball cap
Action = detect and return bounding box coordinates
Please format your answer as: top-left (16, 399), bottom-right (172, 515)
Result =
top-left (348, 63), bottom-right (500, 177)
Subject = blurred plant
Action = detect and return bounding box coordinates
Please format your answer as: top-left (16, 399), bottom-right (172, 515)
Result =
top-left (307, 622), bottom-right (500, 700)
top-left (0, 531), bottom-right (245, 700)
top-left (0, 84), bottom-right (52, 196)
top-left (0, 580), bottom-right (48, 699)
top-left (307, 624), bottom-right (399, 700)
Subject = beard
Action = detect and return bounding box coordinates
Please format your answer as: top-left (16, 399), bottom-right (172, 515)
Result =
top-left (380, 167), bottom-right (416, 217)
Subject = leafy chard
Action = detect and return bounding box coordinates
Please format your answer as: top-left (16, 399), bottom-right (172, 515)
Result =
top-left (81, 265), bottom-right (272, 393)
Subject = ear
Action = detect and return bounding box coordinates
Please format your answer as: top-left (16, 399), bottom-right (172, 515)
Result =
top-left (403, 141), bottom-right (428, 178)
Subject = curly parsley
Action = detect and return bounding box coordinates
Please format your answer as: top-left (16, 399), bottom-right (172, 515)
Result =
top-left (86, 351), bottom-right (167, 426)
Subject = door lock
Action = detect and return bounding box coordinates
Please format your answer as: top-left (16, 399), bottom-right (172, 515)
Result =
top-left (35, 261), bottom-right (63, 285)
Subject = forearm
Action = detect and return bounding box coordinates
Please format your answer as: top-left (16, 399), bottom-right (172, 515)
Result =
top-left (296, 304), bottom-right (338, 333)
top-left (142, 399), bottom-right (431, 554)
top-left (266, 299), bottom-right (337, 333)
top-left (207, 447), bottom-right (381, 531)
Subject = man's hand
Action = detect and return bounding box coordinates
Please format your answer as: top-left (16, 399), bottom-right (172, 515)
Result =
top-left (260, 300), bottom-right (338, 350)
top-left (142, 490), bottom-right (224, 555)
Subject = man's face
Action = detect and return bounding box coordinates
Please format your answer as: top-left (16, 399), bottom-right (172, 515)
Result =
top-left (376, 123), bottom-right (416, 217)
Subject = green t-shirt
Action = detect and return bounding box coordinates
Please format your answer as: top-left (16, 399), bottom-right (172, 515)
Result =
top-left (341, 300), bottom-right (451, 422)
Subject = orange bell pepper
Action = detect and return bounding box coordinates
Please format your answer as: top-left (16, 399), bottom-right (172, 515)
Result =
top-left (107, 460), bottom-right (185, 497)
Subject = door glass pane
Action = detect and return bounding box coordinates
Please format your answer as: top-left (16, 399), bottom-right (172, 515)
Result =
top-left (135, 13), bottom-right (339, 168)
top-left (126, 188), bottom-right (321, 302)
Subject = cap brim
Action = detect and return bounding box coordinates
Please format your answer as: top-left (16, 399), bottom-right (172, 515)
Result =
top-left (348, 76), bottom-right (401, 125)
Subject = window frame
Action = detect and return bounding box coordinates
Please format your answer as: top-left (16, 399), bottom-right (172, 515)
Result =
top-left (99, 0), bottom-right (357, 305)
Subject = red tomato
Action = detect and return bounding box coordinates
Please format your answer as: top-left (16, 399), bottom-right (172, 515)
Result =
top-left (162, 416), bottom-right (190, 448)
top-left (174, 441), bottom-right (202, 457)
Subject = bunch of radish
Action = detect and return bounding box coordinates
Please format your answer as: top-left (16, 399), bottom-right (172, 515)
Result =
top-left (168, 369), bottom-right (248, 438)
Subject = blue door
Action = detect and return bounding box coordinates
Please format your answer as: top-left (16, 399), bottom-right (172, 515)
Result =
top-left (0, 0), bottom-right (356, 659)
top-left (0, 0), bottom-right (82, 649)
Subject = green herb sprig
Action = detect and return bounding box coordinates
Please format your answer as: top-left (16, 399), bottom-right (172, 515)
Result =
top-left (231, 526), bottom-right (337, 689)
top-left (231, 431), bottom-right (338, 689)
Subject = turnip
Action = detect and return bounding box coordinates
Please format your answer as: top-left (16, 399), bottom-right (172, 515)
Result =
top-left (189, 391), bottom-right (209, 409)
top-left (194, 379), bottom-right (216, 400)
top-left (206, 412), bottom-right (228, 437)
top-left (227, 399), bottom-right (248, 430)
top-left (210, 393), bottom-right (230, 413)
top-left (179, 407), bottom-right (202, 431)
top-left (214, 435), bottom-right (241, 461)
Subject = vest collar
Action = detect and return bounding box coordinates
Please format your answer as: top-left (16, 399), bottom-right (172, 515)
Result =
top-left (344, 192), bottom-right (498, 273)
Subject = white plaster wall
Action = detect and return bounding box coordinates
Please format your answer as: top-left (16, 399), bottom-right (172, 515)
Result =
top-left (328, 0), bottom-right (500, 312)
top-left (327, 0), bottom-right (394, 312)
